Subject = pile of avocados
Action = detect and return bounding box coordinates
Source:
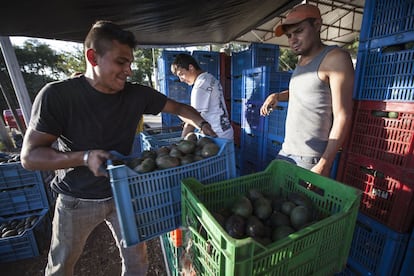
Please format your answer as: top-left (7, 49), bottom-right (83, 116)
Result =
top-left (126, 132), bottom-right (220, 173)
top-left (212, 188), bottom-right (322, 246)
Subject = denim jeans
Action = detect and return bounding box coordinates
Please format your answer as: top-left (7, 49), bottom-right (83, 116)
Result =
top-left (276, 150), bottom-right (320, 170)
top-left (45, 194), bottom-right (147, 276)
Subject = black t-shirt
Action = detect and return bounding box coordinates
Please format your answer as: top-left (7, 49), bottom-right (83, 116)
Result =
top-left (30, 75), bottom-right (167, 199)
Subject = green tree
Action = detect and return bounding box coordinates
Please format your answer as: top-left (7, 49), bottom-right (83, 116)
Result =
top-left (278, 48), bottom-right (298, 72)
top-left (131, 48), bottom-right (161, 87)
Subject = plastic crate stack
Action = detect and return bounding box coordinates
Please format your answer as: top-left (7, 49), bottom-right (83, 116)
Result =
top-left (157, 50), bottom-right (192, 127)
top-left (240, 66), bottom-right (291, 175)
top-left (230, 43), bottom-right (280, 125)
top-left (0, 162), bottom-right (50, 263)
top-left (337, 0), bottom-right (414, 274)
top-left (230, 43), bottom-right (283, 174)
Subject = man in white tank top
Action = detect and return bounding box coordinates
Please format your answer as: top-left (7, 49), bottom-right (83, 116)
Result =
top-left (260, 4), bottom-right (354, 177)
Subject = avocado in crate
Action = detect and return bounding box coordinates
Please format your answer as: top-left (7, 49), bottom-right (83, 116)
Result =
top-left (126, 134), bottom-right (221, 173)
top-left (107, 134), bottom-right (236, 247)
top-left (181, 160), bottom-right (361, 275)
top-left (214, 188), bottom-right (323, 246)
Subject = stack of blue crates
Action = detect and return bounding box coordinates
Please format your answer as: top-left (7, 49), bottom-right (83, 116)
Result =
top-left (157, 50), bottom-right (191, 127)
top-left (339, 0), bottom-right (414, 274)
top-left (230, 43), bottom-right (280, 125)
top-left (0, 162), bottom-right (49, 263)
top-left (240, 66), bottom-right (291, 175)
top-left (192, 50), bottom-right (220, 80)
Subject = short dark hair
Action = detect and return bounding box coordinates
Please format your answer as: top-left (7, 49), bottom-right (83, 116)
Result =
top-left (84, 20), bottom-right (137, 55)
top-left (171, 53), bottom-right (201, 75)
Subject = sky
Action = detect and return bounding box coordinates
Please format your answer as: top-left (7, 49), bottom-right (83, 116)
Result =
top-left (9, 36), bottom-right (82, 52)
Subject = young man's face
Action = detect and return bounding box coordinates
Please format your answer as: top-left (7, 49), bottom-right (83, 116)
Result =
top-left (93, 40), bottom-right (134, 93)
top-left (284, 19), bottom-right (321, 56)
top-left (175, 65), bottom-right (197, 85)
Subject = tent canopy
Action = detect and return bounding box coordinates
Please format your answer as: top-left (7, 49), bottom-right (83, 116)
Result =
top-left (0, 0), bottom-right (364, 47)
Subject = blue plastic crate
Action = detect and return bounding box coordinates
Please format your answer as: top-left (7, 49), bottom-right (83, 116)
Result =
top-left (400, 229), bottom-right (414, 276)
top-left (264, 101), bottom-right (288, 140)
top-left (107, 137), bottom-right (236, 246)
top-left (231, 43), bottom-right (280, 77)
top-left (242, 99), bottom-right (264, 135)
top-left (354, 47), bottom-right (414, 101)
top-left (231, 49), bottom-right (252, 76)
top-left (158, 76), bottom-right (191, 103)
top-left (242, 67), bottom-right (291, 135)
top-left (0, 162), bottom-right (44, 190)
top-left (231, 100), bottom-right (242, 125)
top-left (240, 132), bottom-right (263, 175)
top-left (158, 50), bottom-right (191, 78)
top-left (0, 208), bottom-right (49, 263)
top-left (347, 212), bottom-right (409, 276)
top-left (231, 75), bottom-right (243, 100)
top-left (360, 0), bottom-right (414, 47)
top-left (140, 131), bottom-right (182, 151)
top-left (262, 136), bottom-right (283, 170)
top-left (192, 51), bottom-right (220, 79)
top-left (250, 42), bottom-right (280, 70)
top-left (0, 163), bottom-right (48, 216)
top-left (161, 113), bottom-right (184, 128)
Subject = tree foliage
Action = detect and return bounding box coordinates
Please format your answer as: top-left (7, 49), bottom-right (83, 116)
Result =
top-left (131, 48), bottom-right (160, 87)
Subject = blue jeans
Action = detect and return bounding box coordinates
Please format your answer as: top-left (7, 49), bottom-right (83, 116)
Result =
top-left (45, 194), bottom-right (147, 276)
top-left (276, 150), bottom-right (320, 170)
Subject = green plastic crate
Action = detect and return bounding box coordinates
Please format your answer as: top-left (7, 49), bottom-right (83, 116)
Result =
top-left (181, 160), bottom-right (361, 275)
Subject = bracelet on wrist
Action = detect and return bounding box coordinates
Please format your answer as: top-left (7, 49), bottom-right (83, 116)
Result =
top-left (83, 150), bottom-right (90, 166)
top-left (199, 121), bottom-right (210, 130)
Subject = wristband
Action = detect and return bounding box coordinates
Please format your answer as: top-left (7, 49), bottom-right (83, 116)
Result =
top-left (199, 121), bottom-right (210, 130)
top-left (83, 150), bottom-right (90, 166)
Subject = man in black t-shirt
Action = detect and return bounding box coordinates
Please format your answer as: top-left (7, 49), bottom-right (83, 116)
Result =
top-left (21, 20), bottom-right (216, 276)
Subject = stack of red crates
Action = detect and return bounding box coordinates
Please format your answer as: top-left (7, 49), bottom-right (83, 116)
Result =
top-left (337, 0), bottom-right (414, 274)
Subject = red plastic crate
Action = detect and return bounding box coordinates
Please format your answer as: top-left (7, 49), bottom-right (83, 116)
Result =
top-left (341, 153), bottom-right (414, 233)
top-left (347, 101), bottom-right (414, 171)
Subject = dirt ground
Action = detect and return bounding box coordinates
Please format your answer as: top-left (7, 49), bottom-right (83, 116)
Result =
top-left (0, 221), bottom-right (168, 276)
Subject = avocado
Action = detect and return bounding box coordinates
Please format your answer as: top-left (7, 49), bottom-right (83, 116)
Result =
top-left (134, 157), bottom-right (156, 173)
top-left (177, 139), bottom-right (197, 154)
top-left (253, 197), bottom-right (272, 220)
top-left (247, 188), bottom-right (264, 201)
top-left (272, 225), bottom-right (295, 242)
top-left (288, 192), bottom-right (313, 210)
top-left (281, 201), bottom-right (296, 216)
top-left (155, 155), bottom-right (180, 169)
top-left (212, 211), bottom-right (227, 228)
top-left (156, 146), bottom-right (170, 157)
top-left (141, 150), bottom-right (157, 159)
top-left (225, 215), bottom-right (246, 239)
top-left (269, 211), bottom-right (291, 227)
top-left (126, 157), bottom-right (143, 170)
top-left (197, 136), bottom-right (214, 147)
top-left (290, 205), bottom-right (311, 230)
top-left (169, 147), bottom-right (184, 158)
top-left (245, 216), bottom-right (265, 238)
top-left (231, 196), bottom-right (253, 218)
top-left (201, 142), bottom-right (220, 158)
top-left (271, 196), bottom-right (285, 212)
top-left (179, 154), bottom-right (195, 165)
